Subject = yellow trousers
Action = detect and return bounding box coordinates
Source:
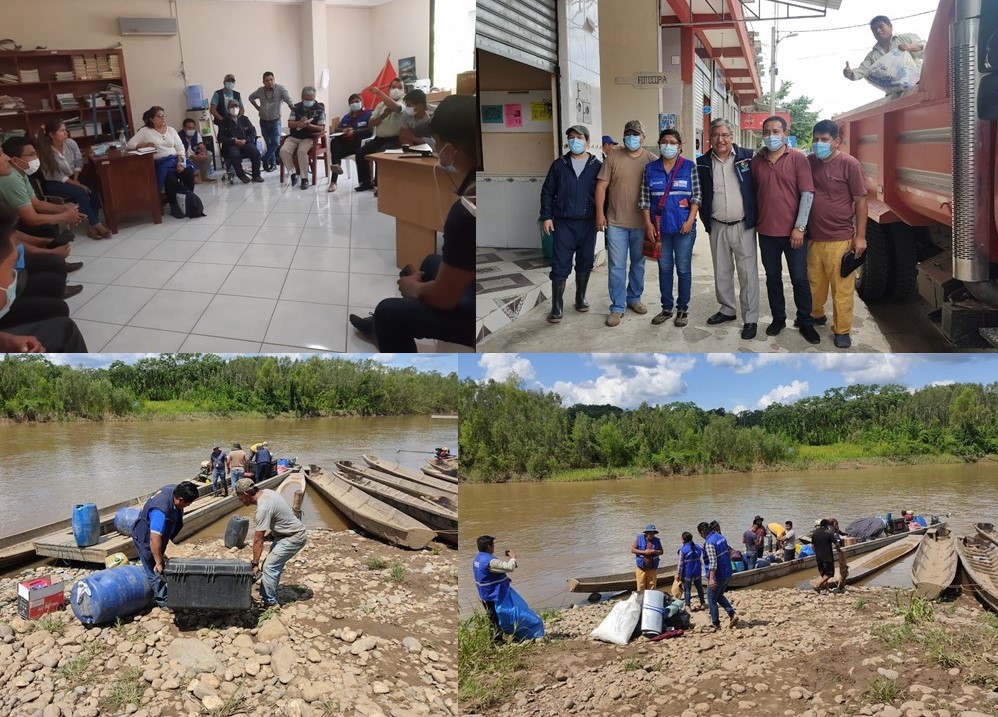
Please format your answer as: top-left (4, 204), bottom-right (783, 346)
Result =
top-left (635, 567), bottom-right (657, 592)
top-left (807, 239), bottom-right (854, 336)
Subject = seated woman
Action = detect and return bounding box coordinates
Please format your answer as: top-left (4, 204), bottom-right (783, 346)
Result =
top-left (217, 99), bottom-right (263, 183)
top-left (326, 92), bottom-right (372, 193)
top-left (127, 106), bottom-right (196, 218)
top-left (348, 94), bottom-right (476, 351)
top-left (36, 121), bottom-right (111, 238)
top-left (179, 118), bottom-right (216, 184)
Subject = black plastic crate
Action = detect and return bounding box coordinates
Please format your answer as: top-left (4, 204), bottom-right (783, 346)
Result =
top-left (164, 558), bottom-right (253, 610)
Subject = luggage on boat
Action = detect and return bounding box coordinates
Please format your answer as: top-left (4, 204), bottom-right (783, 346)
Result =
top-left (798, 544), bottom-right (815, 558)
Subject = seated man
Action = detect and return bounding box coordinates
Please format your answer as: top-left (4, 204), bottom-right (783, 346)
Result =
top-left (179, 118), bottom-right (216, 183)
top-left (399, 89), bottom-right (435, 150)
top-left (0, 137), bottom-right (85, 241)
top-left (279, 86), bottom-right (325, 190)
top-left (327, 93), bottom-right (373, 193)
top-left (349, 95), bottom-right (476, 351)
top-left (217, 100), bottom-right (263, 183)
top-left (354, 78), bottom-right (405, 192)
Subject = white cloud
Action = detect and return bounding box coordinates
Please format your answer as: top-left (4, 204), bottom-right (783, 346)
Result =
top-left (758, 380), bottom-right (810, 408)
top-left (479, 353), bottom-right (536, 382)
top-left (549, 354), bottom-right (693, 408)
top-left (705, 353), bottom-right (799, 375)
top-left (807, 354), bottom-right (913, 385)
top-left (930, 380), bottom-right (955, 387)
top-left (732, 404), bottom-right (749, 414)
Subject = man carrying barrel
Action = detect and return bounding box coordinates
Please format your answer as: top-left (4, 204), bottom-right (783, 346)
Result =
top-left (234, 478), bottom-right (308, 607)
top-left (131, 481), bottom-right (200, 609)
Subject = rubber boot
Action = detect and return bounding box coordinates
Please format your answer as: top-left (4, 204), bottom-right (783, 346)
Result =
top-left (547, 279), bottom-right (566, 323)
top-left (575, 271), bottom-right (591, 312)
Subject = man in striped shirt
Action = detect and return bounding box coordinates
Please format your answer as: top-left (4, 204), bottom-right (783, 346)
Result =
top-left (699, 520), bottom-right (740, 630)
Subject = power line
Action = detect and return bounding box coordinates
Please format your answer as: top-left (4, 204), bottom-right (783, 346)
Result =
top-left (791, 10), bottom-right (936, 34)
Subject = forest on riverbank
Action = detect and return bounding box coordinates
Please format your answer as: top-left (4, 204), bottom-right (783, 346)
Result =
top-left (458, 377), bottom-right (998, 481)
top-left (0, 355), bottom-right (457, 421)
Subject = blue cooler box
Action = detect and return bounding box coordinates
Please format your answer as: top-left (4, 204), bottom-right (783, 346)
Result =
top-left (164, 558), bottom-right (253, 610)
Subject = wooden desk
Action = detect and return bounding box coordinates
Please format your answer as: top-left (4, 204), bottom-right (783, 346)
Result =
top-left (87, 150), bottom-right (162, 233)
top-left (370, 153), bottom-right (457, 269)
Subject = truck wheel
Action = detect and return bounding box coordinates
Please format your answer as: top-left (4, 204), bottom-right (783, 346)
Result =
top-left (856, 222), bottom-right (893, 301)
top-left (889, 225), bottom-right (920, 299)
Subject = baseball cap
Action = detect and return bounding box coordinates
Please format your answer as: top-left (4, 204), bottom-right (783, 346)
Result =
top-left (566, 124), bottom-right (590, 140)
top-left (623, 119), bottom-right (645, 135)
top-left (234, 478), bottom-right (256, 495)
top-left (602, 134), bottom-right (618, 145)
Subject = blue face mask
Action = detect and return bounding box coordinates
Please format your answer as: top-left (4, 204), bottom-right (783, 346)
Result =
top-left (303, 100), bottom-right (315, 109)
top-left (0, 269), bottom-right (17, 321)
top-left (812, 141), bottom-right (832, 160)
top-left (660, 144), bottom-right (679, 159)
top-left (437, 143), bottom-right (459, 173)
top-left (623, 135), bottom-right (641, 151)
top-left (568, 138), bottom-right (585, 155)
top-left (764, 135), bottom-right (784, 151)
top-left (224, 81), bottom-right (235, 92)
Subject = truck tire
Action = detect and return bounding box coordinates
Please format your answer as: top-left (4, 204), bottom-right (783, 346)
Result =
top-left (889, 225), bottom-right (919, 299)
top-left (856, 222), bottom-right (892, 301)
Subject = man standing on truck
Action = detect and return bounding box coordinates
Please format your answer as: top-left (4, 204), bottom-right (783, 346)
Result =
top-left (806, 119), bottom-right (868, 349)
top-left (750, 116), bottom-right (819, 344)
top-left (843, 16), bottom-right (925, 94)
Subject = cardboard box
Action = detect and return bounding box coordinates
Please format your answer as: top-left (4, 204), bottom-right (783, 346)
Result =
top-left (456, 71), bottom-right (476, 96)
top-left (842, 536), bottom-right (858, 546)
top-left (17, 576), bottom-right (65, 620)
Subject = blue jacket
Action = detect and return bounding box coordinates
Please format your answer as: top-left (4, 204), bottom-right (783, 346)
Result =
top-left (695, 146), bottom-right (757, 233)
top-left (132, 484), bottom-right (184, 562)
top-left (679, 542), bottom-right (703, 580)
top-left (635, 534), bottom-right (663, 570)
top-left (704, 530), bottom-right (733, 582)
top-left (645, 156), bottom-right (696, 235)
top-left (539, 153), bottom-right (602, 221)
top-left (473, 551), bottom-right (509, 603)
top-left (256, 446), bottom-right (272, 464)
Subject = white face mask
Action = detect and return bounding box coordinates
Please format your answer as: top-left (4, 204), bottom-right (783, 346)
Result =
top-left (349, 102), bottom-right (363, 112)
top-left (402, 106), bottom-right (416, 116)
top-left (185, 129), bottom-right (197, 137)
top-left (229, 107), bottom-right (239, 116)
top-left (0, 269), bottom-right (17, 321)
top-left (24, 158), bottom-right (40, 174)
top-left (389, 88), bottom-right (404, 101)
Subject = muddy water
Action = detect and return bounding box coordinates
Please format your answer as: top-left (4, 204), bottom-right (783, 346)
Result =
top-left (458, 463), bottom-right (998, 614)
top-left (0, 416), bottom-right (457, 542)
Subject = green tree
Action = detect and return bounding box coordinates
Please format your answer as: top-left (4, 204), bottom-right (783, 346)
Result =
top-left (759, 80), bottom-right (820, 149)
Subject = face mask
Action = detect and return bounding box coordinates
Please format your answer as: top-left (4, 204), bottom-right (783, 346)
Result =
top-left (229, 107), bottom-right (239, 116)
top-left (303, 100), bottom-right (315, 109)
top-left (437, 143), bottom-right (459, 173)
top-left (764, 135), bottom-right (784, 151)
top-left (660, 144), bottom-right (679, 159)
top-left (567, 138), bottom-right (585, 155)
top-left (402, 106), bottom-right (416, 116)
top-left (224, 81), bottom-right (235, 91)
top-left (0, 270), bottom-right (16, 321)
top-left (389, 88), bottom-right (404, 101)
top-left (185, 129), bottom-right (197, 137)
top-left (812, 141), bottom-right (832, 160)
top-left (23, 158), bottom-right (40, 174)
top-left (623, 135), bottom-right (641, 151)
top-left (349, 102), bottom-right (363, 112)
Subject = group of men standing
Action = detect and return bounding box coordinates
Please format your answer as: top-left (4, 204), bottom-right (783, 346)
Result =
top-left (208, 441), bottom-right (273, 497)
top-left (540, 114), bottom-right (868, 348)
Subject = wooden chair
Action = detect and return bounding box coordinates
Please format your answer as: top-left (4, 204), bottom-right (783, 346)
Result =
top-left (278, 132), bottom-right (329, 183)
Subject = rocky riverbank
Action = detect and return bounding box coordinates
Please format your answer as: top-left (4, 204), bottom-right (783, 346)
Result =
top-left (461, 586), bottom-right (998, 717)
top-left (0, 529), bottom-right (457, 717)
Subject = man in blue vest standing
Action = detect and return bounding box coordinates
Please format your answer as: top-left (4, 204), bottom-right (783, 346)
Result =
top-left (472, 535), bottom-right (516, 643)
top-left (131, 481), bottom-right (200, 609)
top-left (676, 531), bottom-right (707, 611)
top-left (698, 520), bottom-right (740, 630)
top-left (209, 446), bottom-right (227, 497)
top-left (254, 442), bottom-right (273, 483)
top-left (631, 524), bottom-right (664, 594)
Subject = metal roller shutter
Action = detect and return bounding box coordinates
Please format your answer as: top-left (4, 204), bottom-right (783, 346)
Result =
top-left (476, 0), bottom-right (559, 73)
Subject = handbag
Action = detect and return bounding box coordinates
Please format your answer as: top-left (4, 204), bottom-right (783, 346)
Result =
top-left (643, 157), bottom-right (686, 260)
top-left (670, 575), bottom-right (682, 599)
top-left (840, 249), bottom-right (866, 278)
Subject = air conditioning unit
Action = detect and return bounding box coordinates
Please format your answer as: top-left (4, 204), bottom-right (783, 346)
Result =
top-left (119, 17), bottom-right (178, 36)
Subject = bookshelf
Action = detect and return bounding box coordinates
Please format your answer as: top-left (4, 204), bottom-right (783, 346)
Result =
top-left (0, 48), bottom-right (134, 147)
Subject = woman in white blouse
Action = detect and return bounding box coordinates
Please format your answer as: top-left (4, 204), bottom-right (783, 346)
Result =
top-left (36, 121), bottom-right (111, 238)
top-left (126, 106), bottom-right (196, 218)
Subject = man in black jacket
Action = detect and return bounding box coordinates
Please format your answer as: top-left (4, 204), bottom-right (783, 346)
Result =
top-left (695, 118), bottom-right (760, 340)
top-left (218, 100), bottom-right (263, 183)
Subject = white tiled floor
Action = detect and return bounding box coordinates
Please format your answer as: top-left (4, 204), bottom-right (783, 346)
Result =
top-left (63, 170), bottom-right (407, 352)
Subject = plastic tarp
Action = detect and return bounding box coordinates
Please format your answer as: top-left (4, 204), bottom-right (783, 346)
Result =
top-left (865, 48), bottom-right (920, 93)
top-left (591, 592), bottom-right (642, 645)
top-left (494, 583), bottom-right (544, 641)
top-left (845, 516), bottom-right (887, 541)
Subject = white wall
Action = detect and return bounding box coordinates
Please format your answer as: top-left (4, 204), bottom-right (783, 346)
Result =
top-left (370, 0), bottom-right (430, 84)
top-left (326, 6), bottom-right (373, 120)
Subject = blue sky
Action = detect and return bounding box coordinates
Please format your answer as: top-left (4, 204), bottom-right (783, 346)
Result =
top-left (459, 354), bottom-right (996, 412)
top-left (42, 353), bottom-right (458, 375)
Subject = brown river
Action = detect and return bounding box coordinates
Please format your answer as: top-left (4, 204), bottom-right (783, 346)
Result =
top-left (0, 415), bottom-right (457, 573)
top-left (458, 463), bottom-right (998, 615)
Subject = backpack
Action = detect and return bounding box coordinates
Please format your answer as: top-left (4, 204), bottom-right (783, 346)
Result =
top-left (178, 191), bottom-right (205, 218)
top-left (665, 610), bottom-right (691, 630)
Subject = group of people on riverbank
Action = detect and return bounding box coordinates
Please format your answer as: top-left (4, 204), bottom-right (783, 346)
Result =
top-left (204, 441), bottom-right (275, 497)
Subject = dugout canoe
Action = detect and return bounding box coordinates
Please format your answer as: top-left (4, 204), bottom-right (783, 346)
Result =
top-left (568, 524), bottom-right (938, 594)
top-left (306, 468), bottom-right (437, 550)
top-left (955, 534), bottom-right (998, 613)
top-left (339, 471), bottom-right (457, 546)
top-left (829, 534), bottom-right (922, 589)
top-left (276, 468), bottom-right (307, 519)
top-left (421, 464), bottom-right (459, 484)
top-left (975, 522), bottom-right (998, 547)
top-left (362, 454), bottom-right (458, 494)
top-left (428, 457), bottom-right (459, 477)
top-left (910, 525), bottom-right (958, 599)
top-left (336, 460), bottom-right (457, 509)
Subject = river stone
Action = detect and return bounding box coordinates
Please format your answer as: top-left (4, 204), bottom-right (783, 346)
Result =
top-left (202, 694), bottom-right (225, 712)
top-left (232, 634), bottom-right (254, 649)
top-left (301, 680), bottom-right (336, 702)
top-left (271, 644), bottom-right (297, 684)
top-left (351, 636), bottom-right (378, 655)
top-left (878, 668), bottom-right (900, 680)
top-left (257, 618), bottom-right (289, 643)
top-left (43, 705), bottom-right (61, 717)
top-left (167, 639), bottom-right (221, 672)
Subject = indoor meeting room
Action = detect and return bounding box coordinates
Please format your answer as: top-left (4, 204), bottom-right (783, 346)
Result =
top-left (0, 0), bottom-right (475, 353)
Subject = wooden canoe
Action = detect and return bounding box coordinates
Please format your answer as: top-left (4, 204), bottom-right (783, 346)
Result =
top-left (306, 468), bottom-right (437, 550)
top-left (911, 525), bottom-right (958, 599)
top-left (975, 522), bottom-right (998, 547)
top-left (336, 460), bottom-right (457, 509)
top-left (339, 471), bottom-right (457, 546)
top-left (421, 465), bottom-right (459, 484)
top-left (276, 468), bottom-right (307, 519)
top-left (428, 457), bottom-right (459, 477)
top-left (362, 454), bottom-right (458, 494)
top-left (955, 534), bottom-right (998, 613)
top-left (567, 524), bottom-right (939, 594)
top-left (828, 534), bottom-right (922, 589)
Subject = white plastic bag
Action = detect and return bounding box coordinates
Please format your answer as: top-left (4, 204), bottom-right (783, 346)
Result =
top-left (591, 593), bottom-right (642, 645)
top-left (865, 48), bottom-right (920, 93)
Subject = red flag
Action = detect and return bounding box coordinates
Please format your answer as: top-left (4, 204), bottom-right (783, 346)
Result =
top-left (362, 56), bottom-right (397, 111)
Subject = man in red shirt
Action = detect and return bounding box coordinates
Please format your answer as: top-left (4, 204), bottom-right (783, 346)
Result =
top-left (750, 117), bottom-right (819, 344)
top-left (806, 120), bottom-right (867, 348)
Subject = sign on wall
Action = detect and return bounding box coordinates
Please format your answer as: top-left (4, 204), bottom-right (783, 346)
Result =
top-left (613, 72), bottom-right (669, 89)
top-left (740, 112), bottom-right (792, 130)
top-left (659, 113), bottom-right (677, 132)
top-left (480, 90), bottom-right (554, 133)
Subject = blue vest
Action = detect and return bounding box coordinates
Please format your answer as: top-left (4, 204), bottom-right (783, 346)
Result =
top-left (472, 551), bottom-right (509, 603)
top-left (704, 531), bottom-right (733, 582)
top-left (210, 451), bottom-right (226, 470)
top-left (256, 447), bottom-right (272, 464)
top-left (680, 542), bottom-right (703, 579)
top-left (645, 156), bottom-right (695, 235)
top-left (635, 534), bottom-right (663, 569)
top-left (132, 484), bottom-right (185, 562)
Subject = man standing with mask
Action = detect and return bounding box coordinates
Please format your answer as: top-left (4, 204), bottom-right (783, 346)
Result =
top-left (209, 74), bottom-right (243, 125)
top-left (595, 120), bottom-right (657, 327)
top-left (806, 119), bottom-right (867, 348)
top-left (249, 72), bottom-right (294, 172)
top-left (539, 125), bottom-right (602, 323)
top-left (750, 116), bottom-right (819, 344)
top-left (355, 78), bottom-right (405, 192)
top-left (280, 87), bottom-right (325, 190)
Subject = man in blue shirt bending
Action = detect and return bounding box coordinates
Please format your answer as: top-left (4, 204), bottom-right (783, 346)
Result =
top-left (131, 481), bottom-right (200, 609)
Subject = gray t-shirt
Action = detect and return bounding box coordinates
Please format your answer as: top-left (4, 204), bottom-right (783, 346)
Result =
top-left (571, 155), bottom-right (588, 178)
top-left (247, 85), bottom-right (293, 121)
top-left (255, 489), bottom-right (307, 542)
top-left (401, 107), bottom-right (434, 149)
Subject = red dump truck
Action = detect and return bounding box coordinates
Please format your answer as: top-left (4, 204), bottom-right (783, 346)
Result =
top-left (836, 0), bottom-right (998, 345)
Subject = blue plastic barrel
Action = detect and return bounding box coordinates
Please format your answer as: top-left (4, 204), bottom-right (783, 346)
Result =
top-left (114, 507), bottom-right (141, 536)
top-left (72, 503), bottom-right (101, 547)
top-left (70, 565), bottom-right (153, 626)
top-left (186, 84), bottom-right (205, 110)
top-left (277, 458), bottom-right (290, 468)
